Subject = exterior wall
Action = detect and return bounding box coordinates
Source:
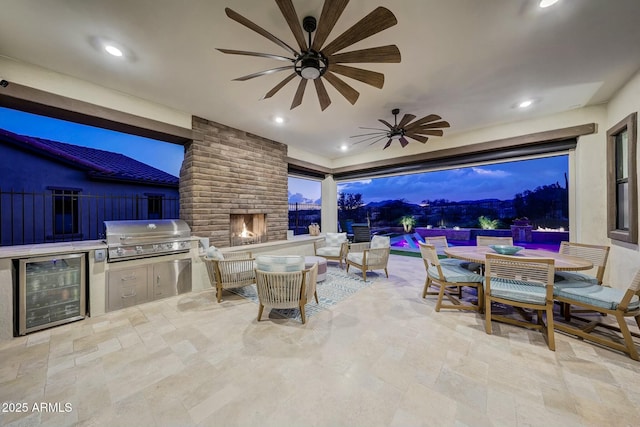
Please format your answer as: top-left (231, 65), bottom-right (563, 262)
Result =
top-left (604, 70), bottom-right (640, 287)
top-left (180, 117), bottom-right (288, 248)
top-left (0, 143), bottom-right (179, 245)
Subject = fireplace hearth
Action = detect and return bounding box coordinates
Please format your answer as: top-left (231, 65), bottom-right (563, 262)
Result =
top-left (230, 214), bottom-right (267, 246)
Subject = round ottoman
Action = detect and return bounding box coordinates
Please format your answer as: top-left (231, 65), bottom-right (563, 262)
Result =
top-left (305, 256), bottom-right (327, 282)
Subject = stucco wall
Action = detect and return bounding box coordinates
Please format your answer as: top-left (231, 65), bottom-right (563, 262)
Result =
top-left (604, 70), bottom-right (640, 287)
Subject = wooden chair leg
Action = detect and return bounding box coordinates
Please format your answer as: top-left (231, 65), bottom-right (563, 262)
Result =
top-left (545, 305), bottom-right (556, 351)
top-left (257, 303), bottom-right (264, 321)
top-left (362, 270), bottom-right (367, 281)
top-left (346, 264), bottom-right (350, 272)
top-left (435, 283), bottom-right (447, 312)
top-left (314, 291), bottom-right (319, 304)
top-left (216, 285), bottom-right (223, 303)
top-left (422, 277), bottom-right (431, 298)
top-left (299, 303), bottom-right (306, 324)
top-left (617, 313), bottom-right (639, 361)
top-left (384, 268), bottom-right (389, 278)
top-left (485, 294), bottom-right (493, 334)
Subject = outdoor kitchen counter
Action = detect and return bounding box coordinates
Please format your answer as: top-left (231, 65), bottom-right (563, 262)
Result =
top-left (0, 240), bottom-right (107, 259)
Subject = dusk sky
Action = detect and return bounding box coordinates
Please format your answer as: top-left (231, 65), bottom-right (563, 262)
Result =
top-left (0, 107), bottom-right (184, 177)
top-left (1, 107), bottom-right (567, 204)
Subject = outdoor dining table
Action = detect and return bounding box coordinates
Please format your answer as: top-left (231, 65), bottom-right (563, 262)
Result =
top-left (443, 246), bottom-right (594, 271)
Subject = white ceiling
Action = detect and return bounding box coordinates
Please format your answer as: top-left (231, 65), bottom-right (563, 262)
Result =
top-left (1, 0), bottom-right (640, 159)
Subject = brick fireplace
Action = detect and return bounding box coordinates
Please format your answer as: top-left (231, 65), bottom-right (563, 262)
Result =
top-left (180, 117), bottom-right (288, 247)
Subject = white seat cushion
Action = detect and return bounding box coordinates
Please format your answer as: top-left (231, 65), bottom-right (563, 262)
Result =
top-left (347, 252), bottom-right (364, 265)
top-left (316, 246), bottom-right (342, 257)
top-left (205, 246), bottom-right (224, 260)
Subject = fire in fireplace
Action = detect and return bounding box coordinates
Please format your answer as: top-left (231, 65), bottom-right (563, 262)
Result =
top-left (230, 214), bottom-right (266, 246)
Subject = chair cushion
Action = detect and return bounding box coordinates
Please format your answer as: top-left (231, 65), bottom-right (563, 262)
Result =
top-left (428, 264), bottom-right (482, 283)
top-left (484, 278), bottom-right (548, 304)
top-left (554, 271), bottom-right (598, 285)
top-left (371, 235), bottom-right (390, 249)
top-left (316, 246), bottom-right (342, 257)
top-left (205, 246), bottom-right (224, 260)
top-left (325, 232), bottom-right (347, 246)
top-left (256, 255), bottom-right (305, 272)
top-left (555, 285), bottom-right (640, 311)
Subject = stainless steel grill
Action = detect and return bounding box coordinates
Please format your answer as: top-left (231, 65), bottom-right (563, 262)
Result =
top-left (104, 219), bottom-right (191, 262)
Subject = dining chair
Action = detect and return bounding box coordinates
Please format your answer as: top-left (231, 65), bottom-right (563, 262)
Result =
top-left (255, 255), bottom-right (318, 324)
top-left (425, 235), bottom-right (480, 295)
top-left (419, 242), bottom-right (484, 312)
top-left (553, 270), bottom-right (640, 360)
top-left (554, 241), bottom-right (610, 320)
top-left (484, 253), bottom-right (556, 351)
top-left (204, 250), bottom-right (256, 303)
top-left (476, 235), bottom-right (514, 246)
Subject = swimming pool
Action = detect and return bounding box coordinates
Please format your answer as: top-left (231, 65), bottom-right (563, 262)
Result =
top-left (389, 234), bottom-right (561, 252)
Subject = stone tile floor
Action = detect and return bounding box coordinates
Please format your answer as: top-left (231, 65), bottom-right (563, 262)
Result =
top-left (1, 254), bottom-right (639, 426)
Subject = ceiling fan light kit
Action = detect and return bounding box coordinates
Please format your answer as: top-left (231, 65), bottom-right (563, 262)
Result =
top-left (351, 108), bottom-right (451, 150)
top-left (217, 0), bottom-right (401, 110)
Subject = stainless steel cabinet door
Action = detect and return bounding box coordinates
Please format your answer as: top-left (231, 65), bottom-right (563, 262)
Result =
top-left (152, 259), bottom-right (191, 300)
top-left (107, 266), bottom-right (149, 311)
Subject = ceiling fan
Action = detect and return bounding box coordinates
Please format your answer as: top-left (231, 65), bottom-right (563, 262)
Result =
top-left (216, 0), bottom-right (401, 111)
top-left (352, 108), bottom-right (451, 149)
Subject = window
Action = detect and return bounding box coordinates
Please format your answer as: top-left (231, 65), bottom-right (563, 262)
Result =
top-left (607, 112), bottom-right (638, 243)
top-left (288, 176), bottom-right (322, 235)
top-left (148, 195), bottom-right (163, 219)
top-left (52, 189), bottom-right (79, 235)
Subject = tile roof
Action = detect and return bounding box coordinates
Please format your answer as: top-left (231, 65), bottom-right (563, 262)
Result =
top-left (1, 128), bottom-right (178, 186)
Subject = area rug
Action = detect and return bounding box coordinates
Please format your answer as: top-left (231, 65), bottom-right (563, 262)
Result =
top-left (228, 265), bottom-right (378, 321)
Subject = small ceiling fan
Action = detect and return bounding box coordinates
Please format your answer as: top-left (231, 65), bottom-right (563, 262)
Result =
top-left (216, 0), bottom-right (401, 110)
top-left (352, 108), bottom-right (451, 149)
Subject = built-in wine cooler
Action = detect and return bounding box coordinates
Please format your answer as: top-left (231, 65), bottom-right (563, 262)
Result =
top-left (16, 253), bottom-right (86, 335)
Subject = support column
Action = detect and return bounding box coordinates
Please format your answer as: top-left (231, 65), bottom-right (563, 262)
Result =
top-left (321, 175), bottom-right (337, 233)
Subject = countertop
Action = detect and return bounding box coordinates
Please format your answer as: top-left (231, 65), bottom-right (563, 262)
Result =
top-left (0, 240), bottom-right (108, 260)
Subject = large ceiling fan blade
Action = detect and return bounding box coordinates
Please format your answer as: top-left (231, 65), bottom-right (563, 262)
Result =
top-left (405, 114), bottom-right (442, 129)
top-left (383, 139), bottom-right (393, 149)
top-left (321, 7), bottom-right (398, 56)
top-left (329, 45), bottom-right (401, 64)
top-left (351, 134), bottom-right (387, 144)
top-left (275, 0), bottom-right (307, 51)
top-left (398, 137), bottom-right (410, 148)
top-left (367, 136), bottom-right (388, 146)
top-left (225, 8), bottom-right (299, 56)
top-left (397, 114), bottom-right (416, 129)
top-left (263, 73), bottom-right (297, 99)
top-left (412, 129), bottom-right (444, 137)
top-left (404, 133), bottom-right (429, 143)
top-left (216, 48), bottom-right (294, 62)
top-left (322, 72), bottom-right (360, 105)
top-left (314, 78), bottom-right (331, 111)
top-left (233, 66), bottom-right (294, 81)
top-left (419, 120), bottom-right (451, 129)
top-left (329, 64), bottom-right (384, 89)
top-left (350, 131), bottom-right (386, 138)
top-left (378, 119), bottom-right (394, 129)
top-left (290, 79), bottom-right (308, 109)
top-left (311, 0), bottom-right (350, 51)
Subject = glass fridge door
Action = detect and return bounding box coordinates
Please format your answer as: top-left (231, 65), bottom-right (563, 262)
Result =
top-left (19, 253), bottom-right (86, 335)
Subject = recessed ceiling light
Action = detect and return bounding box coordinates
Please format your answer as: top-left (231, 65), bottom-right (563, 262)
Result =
top-left (104, 45), bottom-right (123, 57)
top-left (518, 99), bottom-right (534, 108)
top-left (273, 116), bottom-right (285, 124)
top-left (340, 144), bottom-right (349, 151)
top-left (539, 0), bottom-right (559, 8)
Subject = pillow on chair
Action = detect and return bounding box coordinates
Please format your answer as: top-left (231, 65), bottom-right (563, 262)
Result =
top-left (370, 235), bottom-right (390, 248)
top-left (325, 232), bottom-right (347, 246)
top-left (206, 246), bottom-right (224, 260)
top-left (256, 255), bottom-right (305, 272)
